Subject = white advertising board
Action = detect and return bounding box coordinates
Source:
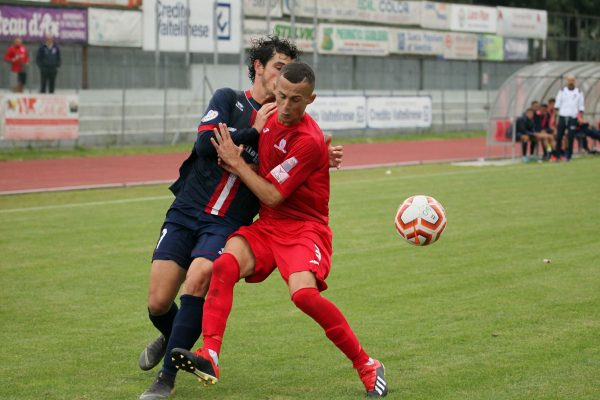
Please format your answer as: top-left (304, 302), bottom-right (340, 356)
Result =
top-left (243, 0), bottom-right (282, 17)
top-left (367, 96), bottom-right (432, 129)
top-left (283, 0), bottom-right (421, 26)
top-left (496, 6), bottom-right (547, 39)
top-left (306, 96), bottom-right (366, 130)
top-left (1, 94), bottom-right (79, 140)
top-left (443, 32), bottom-right (478, 60)
top-left (142, 0), bottom-right (241, 53)
top-left (390, 28), bottom-right (444, 56)
top-left (450, 4), bottom-right (497, 34)
top-left (244, 19), bottom-right (315, 52)
top-left (317, 24), bottom-right (389, 56)
top-left (88, 8), bottom-right (142, 47)
top-left (420, 1), bottom-right (450, 30)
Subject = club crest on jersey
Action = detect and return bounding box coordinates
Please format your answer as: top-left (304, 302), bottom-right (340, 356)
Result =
top-left (201, 110), bottom-right (219, 122)
top-left (274, 138), bottom-right (287, 153)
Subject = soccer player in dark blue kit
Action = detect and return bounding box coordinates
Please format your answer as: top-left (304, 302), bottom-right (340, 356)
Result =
top-left (139, 36), bottom-right (343, 399)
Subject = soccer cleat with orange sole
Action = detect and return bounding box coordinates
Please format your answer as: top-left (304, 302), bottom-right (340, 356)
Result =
top-left (170, 347), bottom-right (219, 385)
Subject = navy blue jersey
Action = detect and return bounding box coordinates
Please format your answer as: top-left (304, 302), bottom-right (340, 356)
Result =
top-left (169, 88), bottom-right (261, 226)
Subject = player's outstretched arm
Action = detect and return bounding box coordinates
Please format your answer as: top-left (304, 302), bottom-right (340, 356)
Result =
top-left (211, 123), bottom-right (284, 207)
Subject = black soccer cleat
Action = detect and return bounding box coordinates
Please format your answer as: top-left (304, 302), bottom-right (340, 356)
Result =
top-left (139, 371), bottom-right (175, 400)
top-left (171, 347), bottom-right (220, 385)
top-left (139, 334), bottom-right (167, 371)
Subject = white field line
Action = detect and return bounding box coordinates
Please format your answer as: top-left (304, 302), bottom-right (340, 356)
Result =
top-left (0, 195), bottom-right (173, 214)
top-left (0, 165), bottom-right (523, 214)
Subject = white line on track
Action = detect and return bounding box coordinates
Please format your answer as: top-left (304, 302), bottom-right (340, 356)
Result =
top-left (0, 195), bottom-right (173, 214)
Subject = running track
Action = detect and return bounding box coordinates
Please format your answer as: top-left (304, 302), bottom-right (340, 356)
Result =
top-left (0, 138), bottom-right (515, 195)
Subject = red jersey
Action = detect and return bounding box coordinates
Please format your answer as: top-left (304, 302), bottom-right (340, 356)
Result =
top-left (3, 44), bottom-right (28, 73)
top-left (258, 111), bottom-right (329, 224)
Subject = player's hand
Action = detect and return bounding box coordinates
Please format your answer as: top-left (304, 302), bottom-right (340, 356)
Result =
top-left (326, 134), bottom-right (343, 169)
top-left (211, 123), bottom-right (244, 171)
top-left (252, 102), bottom-right (277, 133)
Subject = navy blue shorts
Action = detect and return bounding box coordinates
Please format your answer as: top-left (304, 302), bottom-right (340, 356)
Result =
top-left (152, 208), bottom-right (242, 269)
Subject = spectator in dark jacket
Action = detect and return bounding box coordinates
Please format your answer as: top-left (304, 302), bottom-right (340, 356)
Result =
top-left (36, 33), bottom-right (61, 93)
top-left (514, 108), bottom-right (536, 161)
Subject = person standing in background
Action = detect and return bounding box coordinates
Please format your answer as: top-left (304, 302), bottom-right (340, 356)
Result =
top-left (552, 75), bottom-right (585, 161)
top-left (36, 33), bottom-right (61, 93)
top-left (3, 38), bottom-right (29, 93)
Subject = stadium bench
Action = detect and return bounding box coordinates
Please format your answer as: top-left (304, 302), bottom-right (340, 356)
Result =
top-left (494, 118), bottom-right (513, 142)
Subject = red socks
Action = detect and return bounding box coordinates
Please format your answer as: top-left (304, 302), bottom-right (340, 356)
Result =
top-left (291, 287), bottom-right (370, 368)
top-left (201, 253), bottom-right (240, 355)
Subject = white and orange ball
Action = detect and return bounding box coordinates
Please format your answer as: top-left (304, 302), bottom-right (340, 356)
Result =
top-left (395, 195), bottom-right (447, 246)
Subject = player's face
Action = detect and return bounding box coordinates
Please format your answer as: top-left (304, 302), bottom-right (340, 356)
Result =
top-left (275, 76), bottom-right (316, 126)
top-left (258, 52), bottom-right (293, 100)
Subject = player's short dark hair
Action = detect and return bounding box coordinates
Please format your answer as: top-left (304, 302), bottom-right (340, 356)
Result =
top-left (526, 107), bottom-right (534, 114)
top-left (531, 100), bottom-right (539, 106)
top-left (280, 62), bottom-right (315, 87)
top-left (247, 35), bottom-right (300, 83)
top-left (541, 103), bottom-right (548, 108)
top-left (548, 97), bottom-right (555, 103)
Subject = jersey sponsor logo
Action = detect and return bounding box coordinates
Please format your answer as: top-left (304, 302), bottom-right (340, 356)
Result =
top-left (274, 138), bottom-right (287, 153)
top-left (270, 165), bottom-right (290, 184)
top-left (235, 101), bottom-right (244, 112)
top-left (262, 128), bottom-right (270, 134)
top-left (201, 110), bottom-right (219, 122)
top-left (270, 157), bottom-right (298, 183)
top-left (281, 157), bottom-right (298, 172)
top-left (228, 127), bottom-right (237, 132)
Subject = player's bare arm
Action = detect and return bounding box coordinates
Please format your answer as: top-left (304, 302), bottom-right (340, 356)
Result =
top-left (211, 122), bottom-right (284, 207)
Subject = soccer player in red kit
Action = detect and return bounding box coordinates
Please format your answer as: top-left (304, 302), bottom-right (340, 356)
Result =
top-left (171, 62), bottom-right (388, 397)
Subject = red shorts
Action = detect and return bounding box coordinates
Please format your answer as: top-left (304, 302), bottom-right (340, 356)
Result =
top-left (233, 217), bottom-right (332, 291)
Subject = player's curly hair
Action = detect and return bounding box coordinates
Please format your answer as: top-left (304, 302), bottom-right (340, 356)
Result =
top-left (247, 35), bottom-right (301, 83)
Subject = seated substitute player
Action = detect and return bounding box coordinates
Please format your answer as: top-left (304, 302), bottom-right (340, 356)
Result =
top-left (513, 108), bottom-right (537, 161)
top-left (171, 62), bottom-right (389, 398)
top-left (532, 102), bottom-right (556, 160)
top-left (139, 37), bottom-right (343, 400)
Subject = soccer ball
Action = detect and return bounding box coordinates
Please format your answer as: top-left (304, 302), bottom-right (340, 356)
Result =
top-left (395, 195), bottom-right (447, 246)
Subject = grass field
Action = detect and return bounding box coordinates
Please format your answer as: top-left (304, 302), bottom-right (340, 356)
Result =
top-left (1, 158), bottom-right (599, 399)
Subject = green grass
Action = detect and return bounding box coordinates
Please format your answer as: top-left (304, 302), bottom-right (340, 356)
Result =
top-left (1, 158), bottom-right (599, 399)
top-left (0, 131), bottom-right (485, 161)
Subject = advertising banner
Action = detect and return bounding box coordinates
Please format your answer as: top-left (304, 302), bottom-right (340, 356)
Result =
top-left (478, 34), bottom-right (503, 61)
top-left (142, 0), bottom-right (241, 53)
top-left (283, 0), bottom-right (421, 26)
top-left (243, 0), bottom-right (282, 18)
top-left (1, 94), bottom-right (79, 140)
top-left (50, 0), bottom-right (135, 6)
top-left (443, 32), bottom-right (477, 60)
top-left (88, 8), bottom-right (142, 47)
top-left (450, 4), bottom-right (496, 34)
top-left (504, 37), bottom-right (529, 60)
top-left (420, 1), bottom-right (450, 30)
top-left (367, 96), bottom-right (432, 129)
top-left (390, 28), bottom-right (444, 56)
top-left (317, 24), bottom-right (389, 56)
top-left (306, 96), bottom-right (366, 130)
top-left (496, 7), bottom-right (547, 39)
top-left (0, 5), bottom-right (87, 43)
top-left (244, 19), bottom-right (314, 52)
